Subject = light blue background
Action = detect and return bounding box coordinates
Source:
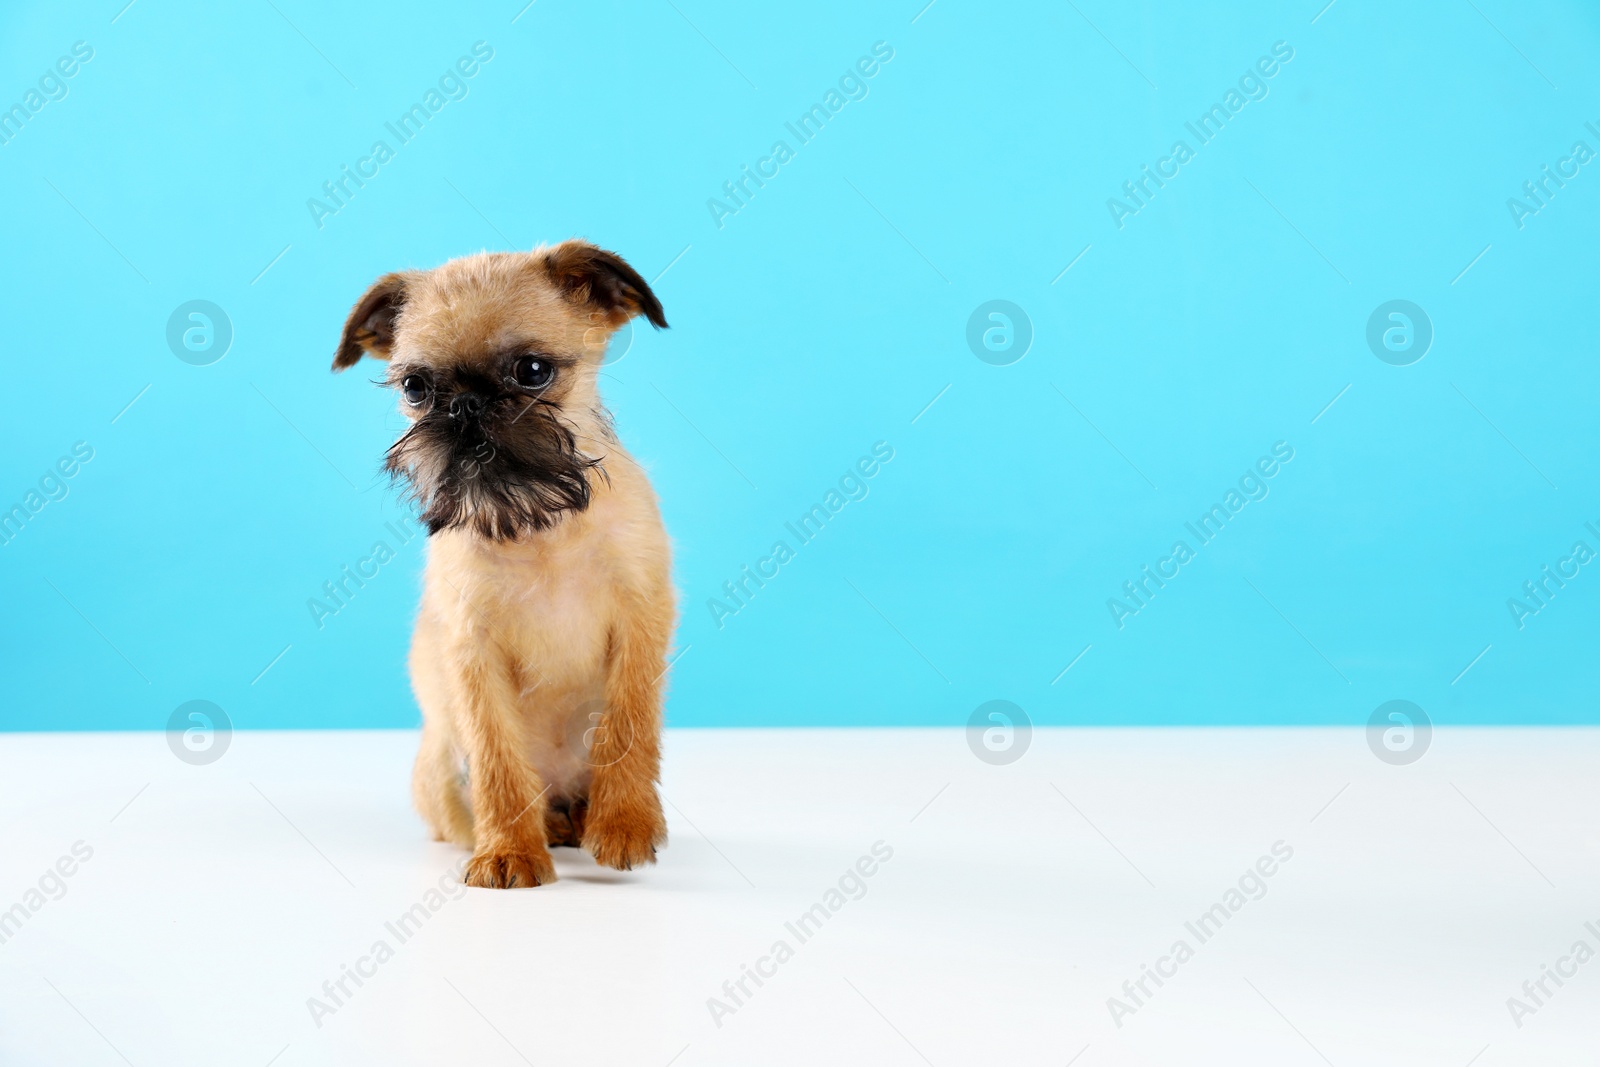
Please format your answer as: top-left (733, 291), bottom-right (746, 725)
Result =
top-left (1, 0), bottom-right (1596, 730)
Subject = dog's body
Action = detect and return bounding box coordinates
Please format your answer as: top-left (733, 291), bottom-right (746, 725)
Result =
top-left (333, 242), bottom-right (674, 888)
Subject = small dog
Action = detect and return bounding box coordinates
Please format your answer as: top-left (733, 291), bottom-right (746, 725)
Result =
top-left (332, 241), bottom-right (674, 888)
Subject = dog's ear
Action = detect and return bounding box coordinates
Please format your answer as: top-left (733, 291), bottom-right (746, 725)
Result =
top-left (540, 241), bottom-right (668, 330)
top-left (333, 272), bottom-right (411, 371)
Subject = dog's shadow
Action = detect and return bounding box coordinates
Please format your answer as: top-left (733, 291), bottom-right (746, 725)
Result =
top-left (550, 847), bottom-right (640, 885)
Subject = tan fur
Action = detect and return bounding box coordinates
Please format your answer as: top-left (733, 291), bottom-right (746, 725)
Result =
top-left (337, 242), bottom-right (674, 888)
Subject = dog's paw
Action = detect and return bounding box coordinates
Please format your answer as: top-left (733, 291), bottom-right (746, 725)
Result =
top-left (463, 847), bottom-right (556, 889)
top-left (584, 804), bottom-right (666, 871)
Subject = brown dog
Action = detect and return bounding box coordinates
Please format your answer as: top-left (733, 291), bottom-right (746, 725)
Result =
top-left (332, 241), bottom-right (674, 888)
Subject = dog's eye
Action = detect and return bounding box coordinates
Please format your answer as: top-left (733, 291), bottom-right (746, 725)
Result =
top-left (512, 356), bottom-right (555, 390)
top-left (401, 375), bottom-right (429, 406)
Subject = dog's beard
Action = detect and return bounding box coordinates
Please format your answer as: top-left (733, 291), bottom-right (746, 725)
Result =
top-left (385, 400), bottom-right (601, 540)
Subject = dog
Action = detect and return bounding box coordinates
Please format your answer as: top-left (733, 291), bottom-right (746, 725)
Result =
top-left (332, 241), bottom-right (674, 888)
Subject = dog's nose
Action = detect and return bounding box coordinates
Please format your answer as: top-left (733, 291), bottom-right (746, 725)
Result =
top-left (448, 393), bottom-right (486, 420)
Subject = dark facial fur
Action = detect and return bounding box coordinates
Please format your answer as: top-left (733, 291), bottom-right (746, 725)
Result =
top-left (383, 357), bottom-right (605, 540)
top-left (331, 242), bottom-right (668, 541)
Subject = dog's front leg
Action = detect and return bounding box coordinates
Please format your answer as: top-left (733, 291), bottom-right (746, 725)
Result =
top-left (452, 649), bottom-right (557, 889)
top-left (584, 608), bottom-right (669, 870)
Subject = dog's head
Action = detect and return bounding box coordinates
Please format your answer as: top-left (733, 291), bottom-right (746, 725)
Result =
top-left (332, 241), bottom-right (667, 539)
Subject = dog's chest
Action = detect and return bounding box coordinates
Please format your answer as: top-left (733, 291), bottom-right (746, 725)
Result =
top-left (487, 549), bottom-right (613, 680)
top-left (473, 548), bottom-right (612, 794)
